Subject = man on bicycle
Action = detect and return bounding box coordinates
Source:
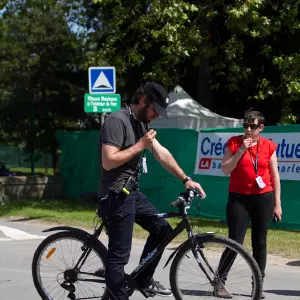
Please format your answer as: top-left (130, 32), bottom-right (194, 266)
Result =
top-left (98, 81), bottom-right (206, 299)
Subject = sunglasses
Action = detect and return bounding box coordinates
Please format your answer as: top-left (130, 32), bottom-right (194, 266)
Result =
top-left (242, 122), bottom-right (259, 130)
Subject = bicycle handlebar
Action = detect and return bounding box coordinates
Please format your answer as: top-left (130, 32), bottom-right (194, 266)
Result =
top-left (169, 197), bottom-right (184, 208)
top-left (169, 187), bottom-right (201, 208)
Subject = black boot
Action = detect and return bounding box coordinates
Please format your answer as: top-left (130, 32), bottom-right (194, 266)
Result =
top-left (252, 279), bottom-right (265, 299)
top-left (252, 288), bottom-right (265, 299)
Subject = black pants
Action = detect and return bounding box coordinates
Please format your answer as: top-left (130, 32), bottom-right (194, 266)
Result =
top-left (218, 191), bottom-right (274, 282)
top-left (100, 190), bottom-right (172, 300)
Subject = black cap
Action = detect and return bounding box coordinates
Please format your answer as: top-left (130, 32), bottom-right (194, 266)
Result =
top-left (143, 82), bottom-right (169, 118)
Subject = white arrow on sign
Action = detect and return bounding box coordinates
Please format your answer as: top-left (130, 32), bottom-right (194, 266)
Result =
top-left (92, 71), bottom-right (112, 89)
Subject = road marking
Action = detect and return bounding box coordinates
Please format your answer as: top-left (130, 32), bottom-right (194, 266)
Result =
top-left (0, 238), bottom-right (12, 242)
top-left (0, 226), bottom-right (46, 240)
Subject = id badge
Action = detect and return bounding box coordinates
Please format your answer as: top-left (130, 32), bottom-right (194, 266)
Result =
top-left (142, 157), bottom-right (148, 173)
top-left (256, 176), bottom-right (266, 189)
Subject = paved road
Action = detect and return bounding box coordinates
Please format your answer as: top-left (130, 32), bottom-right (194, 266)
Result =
top-left (0, 218), bottom-right (300, 300)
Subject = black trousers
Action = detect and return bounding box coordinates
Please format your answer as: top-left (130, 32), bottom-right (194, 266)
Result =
top-left (218, 191), bottom-right (274, 282)
top-left (100, 190), bottom-right (172, 300)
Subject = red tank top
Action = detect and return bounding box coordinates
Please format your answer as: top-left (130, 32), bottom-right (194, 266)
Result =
top-left (226, 135), bottom-right (277, 195)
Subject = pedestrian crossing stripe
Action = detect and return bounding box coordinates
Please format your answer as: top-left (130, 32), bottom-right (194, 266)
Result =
top-left (0, 238), bottom-right (12, 242)
top-left (0, 226), bottom-right (46, 241)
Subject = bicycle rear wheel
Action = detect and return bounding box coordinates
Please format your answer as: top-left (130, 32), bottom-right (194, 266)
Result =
top-left (32, 231), bottom-right (109, 300)
top-left (170, 235), bottom-right (262, 300)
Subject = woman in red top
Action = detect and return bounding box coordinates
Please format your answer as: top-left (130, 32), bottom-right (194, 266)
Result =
top-left (213, 110), bottom-right (282, 299)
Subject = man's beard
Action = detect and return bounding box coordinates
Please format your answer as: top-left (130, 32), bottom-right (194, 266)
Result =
top-left (137, 106), bottom-right (150, 124)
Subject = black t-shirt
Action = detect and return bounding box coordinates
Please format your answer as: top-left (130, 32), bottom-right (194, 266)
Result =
top-left (98, 107), bottom-right (147, 197)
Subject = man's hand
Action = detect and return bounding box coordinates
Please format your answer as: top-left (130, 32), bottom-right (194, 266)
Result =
top-left (184, 180), bottom-right (206, 199)
top-left (137, 129), bottom-right (157, 150)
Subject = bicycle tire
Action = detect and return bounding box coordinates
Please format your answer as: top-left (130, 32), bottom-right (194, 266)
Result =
top-left (170, 235), bottom-right (262, 300)
top-left (32, 231), bottom-right (109, 300)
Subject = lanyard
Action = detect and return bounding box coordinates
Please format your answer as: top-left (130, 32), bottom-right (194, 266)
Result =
top-left (126, 106), bottom-right (147, 175)
top-left (249, 140), bottom-right (259, 175)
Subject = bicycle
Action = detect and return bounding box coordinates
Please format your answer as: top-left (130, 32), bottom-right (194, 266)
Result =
top-left (32, 187), bottom-right (262, 299)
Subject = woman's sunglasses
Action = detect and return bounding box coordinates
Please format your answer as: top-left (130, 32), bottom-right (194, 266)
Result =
top-left (242, 122), bottom-right (259, 130)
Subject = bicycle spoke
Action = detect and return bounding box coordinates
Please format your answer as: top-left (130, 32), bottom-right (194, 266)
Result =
top-left (33, 233), bottom-right (107, 300)
top-left (170, 236), bottom-right (262, 299)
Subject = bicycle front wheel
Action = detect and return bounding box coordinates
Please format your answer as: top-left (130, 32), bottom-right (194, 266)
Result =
top-left (170, 235), bottom-right (262, 300)
top-left (32, 231), bottom-right (109, 300)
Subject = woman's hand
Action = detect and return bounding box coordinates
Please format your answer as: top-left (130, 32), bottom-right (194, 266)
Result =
top-left (240, 138), bottom-right (253, 151)
top-left (273, 205), bottom-right (282, 221)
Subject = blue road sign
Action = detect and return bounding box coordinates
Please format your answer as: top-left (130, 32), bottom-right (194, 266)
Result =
top-left (88, 67), bottom-right (116, 94)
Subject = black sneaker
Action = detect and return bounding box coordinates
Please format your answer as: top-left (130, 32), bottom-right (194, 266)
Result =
top-left (142, 279), bottom-right (173, 297)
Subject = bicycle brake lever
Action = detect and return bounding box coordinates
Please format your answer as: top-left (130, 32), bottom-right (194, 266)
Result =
top-left (187, 187), bottom-right (199, 198)
top-left (188, 187), bottom-right (205, 199)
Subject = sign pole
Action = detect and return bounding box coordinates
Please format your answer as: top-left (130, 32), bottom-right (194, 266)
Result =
top-left (101, 114), bottom-right (105, 126)
top-left (31, 100), bottom-right (35, 176)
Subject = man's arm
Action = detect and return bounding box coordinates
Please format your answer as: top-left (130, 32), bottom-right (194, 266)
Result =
top-left (149, 139), bottom-right (206, 197)
top-left (102, 126), bottom-right (157, 171)
top-left (101, 117), bottom-right (141, 171)
top-left (150, 139), bottom-right (186, 181)
top-left (102, 144), bottom-right (144, 171)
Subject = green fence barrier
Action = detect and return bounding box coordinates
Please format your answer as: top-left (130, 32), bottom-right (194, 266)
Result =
top-left (55, 131), bottom-right (100, 198)
top-left (56, 125), bottom-right (300, 230)
top-left (0, 145), bottom-right (52, 169)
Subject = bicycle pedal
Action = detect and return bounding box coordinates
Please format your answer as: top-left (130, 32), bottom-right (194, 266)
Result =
top-left (67, 292), bottom-right (76, 300)
top-left (61, 282), bottom-right (75, 293)
top-left (94, 268), bottom-right (105, 277)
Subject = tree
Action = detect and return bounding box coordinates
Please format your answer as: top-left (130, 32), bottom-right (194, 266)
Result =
top-left (87, 0), bottom-right (205, 101)
top-left (0, 0), bottom-right (89, 172)
top-left (210, 0), bottom-right (300, 124)
top-left (90, 0), bottom-right (300, 124)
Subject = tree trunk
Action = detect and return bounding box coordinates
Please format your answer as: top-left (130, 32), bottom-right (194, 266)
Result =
top-left (197, 19), bottom-right (213, 109)
top-left (50, 138), bottom-right (59, 175)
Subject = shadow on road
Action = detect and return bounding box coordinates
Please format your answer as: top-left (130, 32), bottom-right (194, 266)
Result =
top-left (7, 216), bottom-right (46, 222)
top-left (265, 290), bottom-right (300, 297)
top-left (286, 260), bottom-right (300, 267)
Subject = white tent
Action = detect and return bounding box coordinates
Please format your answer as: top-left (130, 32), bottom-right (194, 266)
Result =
top-left (150, 85), bottom-right (243, 130)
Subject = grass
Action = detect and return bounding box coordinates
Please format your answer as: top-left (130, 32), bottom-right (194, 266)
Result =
top-left (10, 168), bottom-right (55, 175)
top-left (1, 199), bottom-right (300, 259)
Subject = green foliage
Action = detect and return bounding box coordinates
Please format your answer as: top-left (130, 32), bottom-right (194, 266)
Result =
top-left (211, 0), bottom-right (300, 123)
top-left (0, 0), bottom-right (89, 167)
top-left (88, 0), bottom-right (204, 93)
top-left (90, 0), bottom-right (300, 123)
top-left (1, 0), bottom-right (300, 166)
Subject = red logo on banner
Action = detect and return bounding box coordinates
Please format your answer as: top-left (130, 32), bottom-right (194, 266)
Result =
top-left (199, 158), bottom-right (212, 169)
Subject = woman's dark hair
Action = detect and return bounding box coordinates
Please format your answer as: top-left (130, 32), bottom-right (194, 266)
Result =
top-left (244, 110), bottom-right (265, 125)
top-left (130, 87), bottom-right (152, 107)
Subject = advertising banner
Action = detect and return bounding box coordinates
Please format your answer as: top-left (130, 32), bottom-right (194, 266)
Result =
top-left (194, 131), bottom-right (300, 180)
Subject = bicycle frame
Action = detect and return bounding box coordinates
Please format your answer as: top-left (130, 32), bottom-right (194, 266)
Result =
top-left (98, 202), bottom-right (214, 291)
top-left (36, 189), bottom-right (262, 300)
top-left (129, 210), bottom-right (193, 280)
top-left (42, 196), bottom-right (216, 298)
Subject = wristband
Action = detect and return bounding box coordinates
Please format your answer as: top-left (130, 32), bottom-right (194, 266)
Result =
top-left (238, 148), bottom-right (245, 154)
top-left (183, 176), bottom-right (192, 184)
